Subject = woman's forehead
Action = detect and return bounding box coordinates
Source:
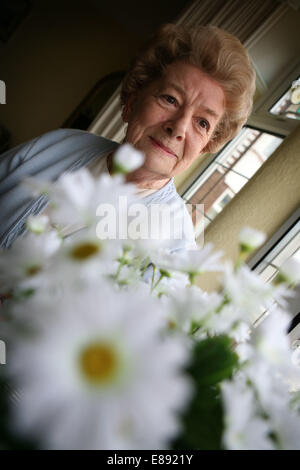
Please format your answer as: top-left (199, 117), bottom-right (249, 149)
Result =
top-left (144, 61), bottom-right (216, 93)
top-left (139, 61), bottom-right (225, 118)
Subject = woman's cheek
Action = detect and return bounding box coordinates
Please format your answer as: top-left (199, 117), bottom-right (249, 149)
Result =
top-left (125, 119), bottom-right (144, 146)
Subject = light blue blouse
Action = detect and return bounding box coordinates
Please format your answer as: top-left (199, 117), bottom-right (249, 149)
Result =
top-left (0, 128), bottom-right (196, 250)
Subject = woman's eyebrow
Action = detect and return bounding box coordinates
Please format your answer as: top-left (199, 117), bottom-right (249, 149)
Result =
top-left (202, 106), bottom-right (220, 120)
top-left (166, 82), bottom-right (220, 120)
top-left (166, 82), bottom-right (186, 96)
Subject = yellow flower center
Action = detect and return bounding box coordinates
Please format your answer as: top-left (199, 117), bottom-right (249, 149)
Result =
top-left (26, 265), bottom-right (42, 276)
top-left (79, 342), bottom-right (119, 384)
top-left (168, 319), bottom-right (177, 330)
top-left (70, 242), bottom-right (100, 260)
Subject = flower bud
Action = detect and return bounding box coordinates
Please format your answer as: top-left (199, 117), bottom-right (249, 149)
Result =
top-left (26, 215), bottom-right (50, 234)
top-left (238, 227), bottom-right (266, 254)
top-left (275, 257), bottom-right (300, 286)
top-left (113, 144), bottom-right (145, 174)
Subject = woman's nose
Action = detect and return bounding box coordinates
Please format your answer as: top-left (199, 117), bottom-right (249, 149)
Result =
top-left (162, 111), bottom-right (189, 141)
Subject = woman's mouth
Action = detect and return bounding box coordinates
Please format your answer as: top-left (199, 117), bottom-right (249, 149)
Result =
top-left (149, 137), bottom-right (177, 158)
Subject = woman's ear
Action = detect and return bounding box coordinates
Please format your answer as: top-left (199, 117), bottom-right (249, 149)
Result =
top-left (122, 94), bottom-right (136, 123)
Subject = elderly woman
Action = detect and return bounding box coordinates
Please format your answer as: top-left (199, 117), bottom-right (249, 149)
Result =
top-left (0, 23), bottom-right (255, 249)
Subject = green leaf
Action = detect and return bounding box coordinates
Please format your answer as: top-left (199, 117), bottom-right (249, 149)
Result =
top-left (172, 335), bottom-right (239, 450)
top-left (188, 335), bottom-right (239, 386)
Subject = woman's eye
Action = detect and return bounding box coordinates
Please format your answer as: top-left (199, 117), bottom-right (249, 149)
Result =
top-left (197, 119), bottom-right (209, 130)
top-left (163, 95), bottom-right (177, 105)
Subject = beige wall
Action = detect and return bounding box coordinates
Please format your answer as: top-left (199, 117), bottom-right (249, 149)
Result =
top-left (0, 0), bottom-right (141, 147)
top-left (174, 152), bottom-right (209, 192)
top-left (196, 124), bottom-right (300, 292)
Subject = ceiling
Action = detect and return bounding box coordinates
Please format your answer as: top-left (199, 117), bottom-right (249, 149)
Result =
top-left (89, 0), bottom-right (192, 37)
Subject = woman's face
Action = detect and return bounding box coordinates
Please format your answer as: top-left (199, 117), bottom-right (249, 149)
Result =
top-left (123, 61), bottom-right (225, 180)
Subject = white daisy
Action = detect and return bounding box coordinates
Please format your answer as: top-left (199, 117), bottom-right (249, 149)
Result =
top-left (234, 342), bottom-right (255, 363)
top-left (6, 283), bottom-right (192, 450)
top-left (114, 264), bottom-right (142, 287)
top-left (229, 321), bottom-right (251, 344)
top-left (251, 308), bottom-right (298, 382)
top-left (152, 271), bottom-right (190, 298)
top-left (0, 230), bottom-right (61, 292)
top-left (222, 262), bottom-right (290, 322)
top-left (151, 243), bottom-right (223, 283)
top-left (221, 378), bottom-right (274, 450)
top-left (203, 304), bottom-right (250, 339)
top-left (275, 256), bottom-right (300, 286)
top-left (112, 143), bottom-right (145, 173)
top-left (162, 285), bottom-right (223, 334)
top-left (25, 169), bottom-right (138, 233)
top-left (243, 360), bottom-right (291, 413)
top-left (238, 227), bottom-right (266, 253)
top-left (45, 227), bottom-right (121, 289)
top-left (26, 214), bottom-right (51, 234)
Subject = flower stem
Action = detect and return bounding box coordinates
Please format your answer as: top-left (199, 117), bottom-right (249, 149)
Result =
top-left (189, 272), bottom-right (196, 285)
top-left (140, 257), bottom-right (151, 277)
top-left (152, 273), bottom-right (164, 292)
top-left (151, 265), bottom-right (157, 291)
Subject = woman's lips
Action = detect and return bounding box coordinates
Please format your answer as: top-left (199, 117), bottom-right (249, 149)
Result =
top-left (149, 137), bottom-right (177, 158)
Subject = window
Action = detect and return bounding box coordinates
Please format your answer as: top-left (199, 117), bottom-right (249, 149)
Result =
top-left (248, 208), bottom-right (300, 328)
top-left (269, 76), bottom-right (300, 121)
top-left (248, 60), bottom-right (300, 136)
top-left (180, 59), bottom-right (300, 238)
top-left (182, 126), bottom-right (283, 233)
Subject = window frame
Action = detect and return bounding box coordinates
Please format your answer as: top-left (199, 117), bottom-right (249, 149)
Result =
top-left (180, 124), bottom-right (285, 232)
top-left (248, 207), bottom-right (300, 271)
top-left (179, 61), bottom-right (300, 232)
top-left (247, 207), bottom-right (300, 337)
top-left (248, 58), bottom-right (300, 136)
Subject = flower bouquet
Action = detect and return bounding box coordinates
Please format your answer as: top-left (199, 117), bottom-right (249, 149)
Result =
top-left (0, 144), bottom-right (299, 450)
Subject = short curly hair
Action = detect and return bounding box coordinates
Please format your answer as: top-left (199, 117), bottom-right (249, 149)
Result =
top-left (120, 23), bottom-right (256, 154)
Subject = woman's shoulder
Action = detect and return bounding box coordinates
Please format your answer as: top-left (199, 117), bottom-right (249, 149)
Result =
top-left (0, 129), bottom-right (118, 191)
top-left (0, 129), bottom-right (118, 248)
top-left (0, 128), bottom-right (117, 169)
